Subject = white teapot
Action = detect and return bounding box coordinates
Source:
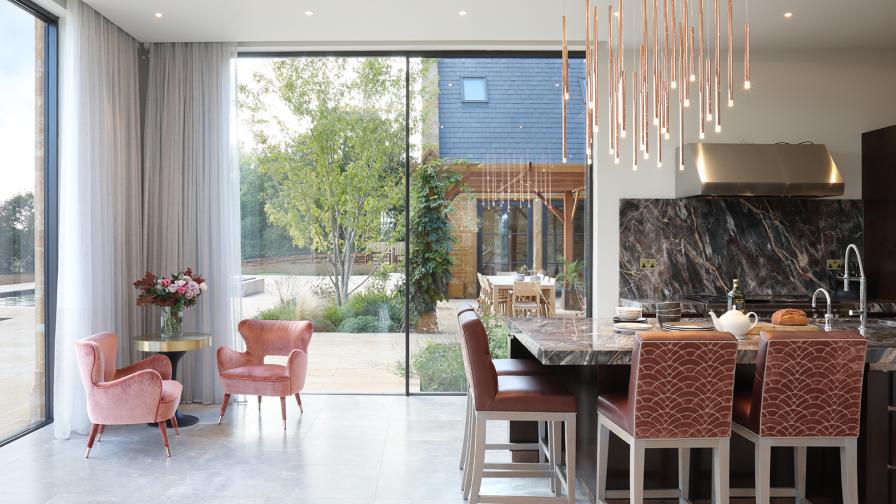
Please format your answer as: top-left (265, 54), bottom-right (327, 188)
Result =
top-left (709, 309), bottom-right (758, 339)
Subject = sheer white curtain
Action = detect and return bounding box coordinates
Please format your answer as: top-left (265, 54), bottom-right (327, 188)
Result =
top-left (142, 42), bottom-right (241, 404)
top-left (53, 0), bottom-right (144, 438)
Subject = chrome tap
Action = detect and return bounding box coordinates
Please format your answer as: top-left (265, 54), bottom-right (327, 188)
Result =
top-left (812, 287), bottom-right (833, 331)
top-left (842, 243), bottom-right (867, 336)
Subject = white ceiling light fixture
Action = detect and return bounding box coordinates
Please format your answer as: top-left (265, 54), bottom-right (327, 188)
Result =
top-left (154, 12), bottom-right (162, 19)
top-left (458, 10), bottom-right (468, 16)
top-left (304, 10), bottom-right (315, 16)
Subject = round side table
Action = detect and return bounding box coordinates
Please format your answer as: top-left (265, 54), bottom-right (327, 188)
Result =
top-left (135, 332), bottom-right (212, 427)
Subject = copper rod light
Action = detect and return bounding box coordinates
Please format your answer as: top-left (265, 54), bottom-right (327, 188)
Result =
top-left (714, 0), bottom-right (721, 132)
top-left (670, 0), bottom-right (678, 88)
top-left (618, 0), bottom-right (626, 139)
top-left (652, 0), bottom-right (659, 126)
top-left (593, 6), bottom-right (599, 131)
top-left (561, 15), bottom-right (568, 163)
top-left (727, 0), bottom-right (734, 107)
top-left (698, 0), bottom-right (705, 138)
top-left (608, 5), bottom-right (616, 156)
top-left (633, 71), bottom-right (639, 170)
top-left (679, 23), bottom-right (685, 169)
top-left (744, 0), bottom-right (751, 89)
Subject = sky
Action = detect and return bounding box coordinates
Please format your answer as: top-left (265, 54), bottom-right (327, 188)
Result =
top-left (0, 1), bottom-right (38, 202)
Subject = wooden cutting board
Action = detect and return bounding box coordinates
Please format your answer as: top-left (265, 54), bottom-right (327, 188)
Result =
top-left (748, 321), bottom-right (820, 335)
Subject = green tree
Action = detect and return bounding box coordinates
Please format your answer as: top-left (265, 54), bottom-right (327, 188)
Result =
top-left (241, 58), bottom-right (408, 305)
top-left (239, 155), bottom-right (301, 260)
top-left (0, 192), bottom-right (35, 274)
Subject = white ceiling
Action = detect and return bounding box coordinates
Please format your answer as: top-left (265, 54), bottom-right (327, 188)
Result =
top-left (81, 0), bottom-right (896, 51)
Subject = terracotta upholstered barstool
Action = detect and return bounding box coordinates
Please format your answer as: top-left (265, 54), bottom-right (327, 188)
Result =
top-left (731, 330), bottom-right (868, 504)
top-left (595, 331), bottom-right (738, 504)
top-left (456, 304), bottom-right (552, 477)
top-left (459, 310), bottom-right (578, 504)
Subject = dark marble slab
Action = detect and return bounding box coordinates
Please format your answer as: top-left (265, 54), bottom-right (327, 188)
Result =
top-left (508, 316), bottom-right (896, 370)
top-left (619, 198), bottom-right (863, 299)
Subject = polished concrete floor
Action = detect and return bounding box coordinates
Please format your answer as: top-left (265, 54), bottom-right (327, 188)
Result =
top-left (0, 394), bottom-right (790, 503)
top-left (0, 395), bottom-right (594, 504)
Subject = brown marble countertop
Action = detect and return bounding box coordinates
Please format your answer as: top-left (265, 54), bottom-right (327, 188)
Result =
top-left (507, 316), bottom-right (896, 370)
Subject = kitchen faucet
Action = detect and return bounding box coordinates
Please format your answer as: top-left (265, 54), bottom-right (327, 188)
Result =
top-left (811, 288), bottom-right (833, 331)
top-left (842, 243), bottom-right (867, 336)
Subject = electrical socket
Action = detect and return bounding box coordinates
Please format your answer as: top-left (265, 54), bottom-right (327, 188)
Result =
top-left (827, 259), bottom-right (843, 270)
top-left (640, 258), bottom-right (657, 269)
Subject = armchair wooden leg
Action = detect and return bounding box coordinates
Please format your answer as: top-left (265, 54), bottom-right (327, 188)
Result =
top-left (170, 413), bottom-right (180, 435)
top-left (84, 423), bottom-right (100, 458)
top-left (96, 424), bottom-right (105, 442)
top-left (280, 396), bottom-right (287, 430)
top-left (294, 393), bottom-right (303, 413)
top-left (218, 393), bottom-right (231, 424)
top-left (158, 422), bottom-right (171, 457)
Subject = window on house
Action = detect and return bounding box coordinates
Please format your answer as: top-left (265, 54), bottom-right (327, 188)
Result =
top-left (461, 77), bottom-right (487, 102)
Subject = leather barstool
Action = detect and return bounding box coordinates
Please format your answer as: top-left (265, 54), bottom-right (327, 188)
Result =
top-left (459, 310), bottom-right (578, 504)
top-left (731, 330), bottom-right (867, 504)
top-left (456, 305), bottom-right (552, 483)
top-left (595, 331), bottom-right (738, 504)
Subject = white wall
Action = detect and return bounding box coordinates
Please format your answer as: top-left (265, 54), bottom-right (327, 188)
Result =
top-left (592, 48), bottom-right (896, 317)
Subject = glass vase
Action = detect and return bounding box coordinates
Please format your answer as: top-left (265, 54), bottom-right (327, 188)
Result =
top-left (160, 306), bottom-right (183, 338)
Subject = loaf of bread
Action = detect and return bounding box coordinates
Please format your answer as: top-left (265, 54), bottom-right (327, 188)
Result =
top-left (771, 308), bottom-right (808, 326)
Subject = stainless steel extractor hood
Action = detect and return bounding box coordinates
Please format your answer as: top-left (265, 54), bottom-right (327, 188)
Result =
top-left (675, 143), bottom-right (844, 197)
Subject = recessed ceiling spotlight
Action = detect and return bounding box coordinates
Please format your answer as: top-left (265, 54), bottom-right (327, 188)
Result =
top-left (304, 10), bottom-right (315, 16)
top-left (784, 12), bottom-right (793, 18)
top-left (154, 12), bottom-right (163, 19)
top-left (458, 10), bottom-right (467, 16)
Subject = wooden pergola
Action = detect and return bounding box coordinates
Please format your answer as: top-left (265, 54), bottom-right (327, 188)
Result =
top-left (447, 162), bottom-right (586, 266)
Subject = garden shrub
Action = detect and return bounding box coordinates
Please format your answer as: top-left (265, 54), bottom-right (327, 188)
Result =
top-left (337, 315), bottom-right (383, 333)
top-left (412, 340), bottom-right (467, 392)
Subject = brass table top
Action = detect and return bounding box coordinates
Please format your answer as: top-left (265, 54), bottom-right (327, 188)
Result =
top-left (134, 332), bottom-right (212, 353)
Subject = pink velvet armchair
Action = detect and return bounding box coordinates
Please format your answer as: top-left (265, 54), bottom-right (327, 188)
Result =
top-left (216, 319), bottom-right (313, 429)
top-left (74, 332), bottom-right (182, 457)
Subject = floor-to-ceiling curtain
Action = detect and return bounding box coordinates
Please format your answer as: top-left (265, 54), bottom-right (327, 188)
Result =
top-left (53, 0), bottom-right (144, 438)
top-left (143, 42), bottom-right (241, 404)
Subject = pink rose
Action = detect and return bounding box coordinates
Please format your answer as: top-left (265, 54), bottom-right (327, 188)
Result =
top-left (160, 278), bottom-right (171, 287)
top-left (177, 286), bottom-right (187, 295)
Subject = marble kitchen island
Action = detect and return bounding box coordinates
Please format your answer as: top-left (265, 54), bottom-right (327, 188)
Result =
top-left (507, 316), bottom-right (896, 503)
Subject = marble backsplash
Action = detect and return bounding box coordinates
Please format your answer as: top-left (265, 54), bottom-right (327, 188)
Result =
top-left (619, 198), bottom-right (863, 299)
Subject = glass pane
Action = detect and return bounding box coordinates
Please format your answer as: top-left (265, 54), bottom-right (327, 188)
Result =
top-left (462, 77), bottom-right (487, 101)
top-left (237, 56), bottom-right (407, 393)
top-left (0, 1), bottom-right (46, 440)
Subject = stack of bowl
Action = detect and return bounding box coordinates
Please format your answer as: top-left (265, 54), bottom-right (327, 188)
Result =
top-left (656, 301), bottom-right (682, 324)
top-left (615, 306), bottom-right (644, 321)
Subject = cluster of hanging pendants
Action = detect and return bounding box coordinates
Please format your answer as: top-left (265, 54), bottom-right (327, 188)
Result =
top-left (561, 0), bottom-right (751, 170)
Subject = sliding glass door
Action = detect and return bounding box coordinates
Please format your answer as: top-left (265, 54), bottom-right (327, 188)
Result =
top-left (237, 54), bottom-right (589, 394)
top-left (238, 56), bottom-right (408, 393)
top-left (0, 0), bottom-right (56, 444)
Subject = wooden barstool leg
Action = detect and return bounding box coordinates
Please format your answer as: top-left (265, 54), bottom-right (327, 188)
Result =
top-left (468, 415), bottom-right (487, 504)
top-left (565, 416), bottom-right (576, 503)
top-left (460, 393), bottom-right (471, 471)
top-left (551, 420), bottom-right (562, 496)
top-left (795, 446), bottom-right (807, 503)
top-left (755, 440), bottom-right (771, 504)
top-left (679, 447), bottom-right (691, 504)
top-left (713, 438), bottom-right (729, 504)
top-left (630, 440), bottom-right (645, 504)
top-left (596, 416), bottom-right (609, 503)
top-left (841, 439), bottom-right (859, 504)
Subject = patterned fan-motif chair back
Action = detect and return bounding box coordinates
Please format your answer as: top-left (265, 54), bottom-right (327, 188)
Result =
top-left (630, 332), bottom-right (738, 439)
top-left (751, 331), bottom-right (867, 438)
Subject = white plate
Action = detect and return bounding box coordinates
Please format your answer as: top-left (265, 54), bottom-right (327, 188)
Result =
top-left (614, 322), bottom-right (653, 332)
top-left (662, 322), bottom-right (714, 331)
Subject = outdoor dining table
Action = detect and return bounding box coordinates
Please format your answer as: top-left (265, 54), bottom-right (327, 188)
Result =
top-left (485, 275), bottom-right (557, 316)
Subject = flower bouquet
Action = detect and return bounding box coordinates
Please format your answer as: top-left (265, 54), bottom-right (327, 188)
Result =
top-left (134, 268), bottom-right (207, 337)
